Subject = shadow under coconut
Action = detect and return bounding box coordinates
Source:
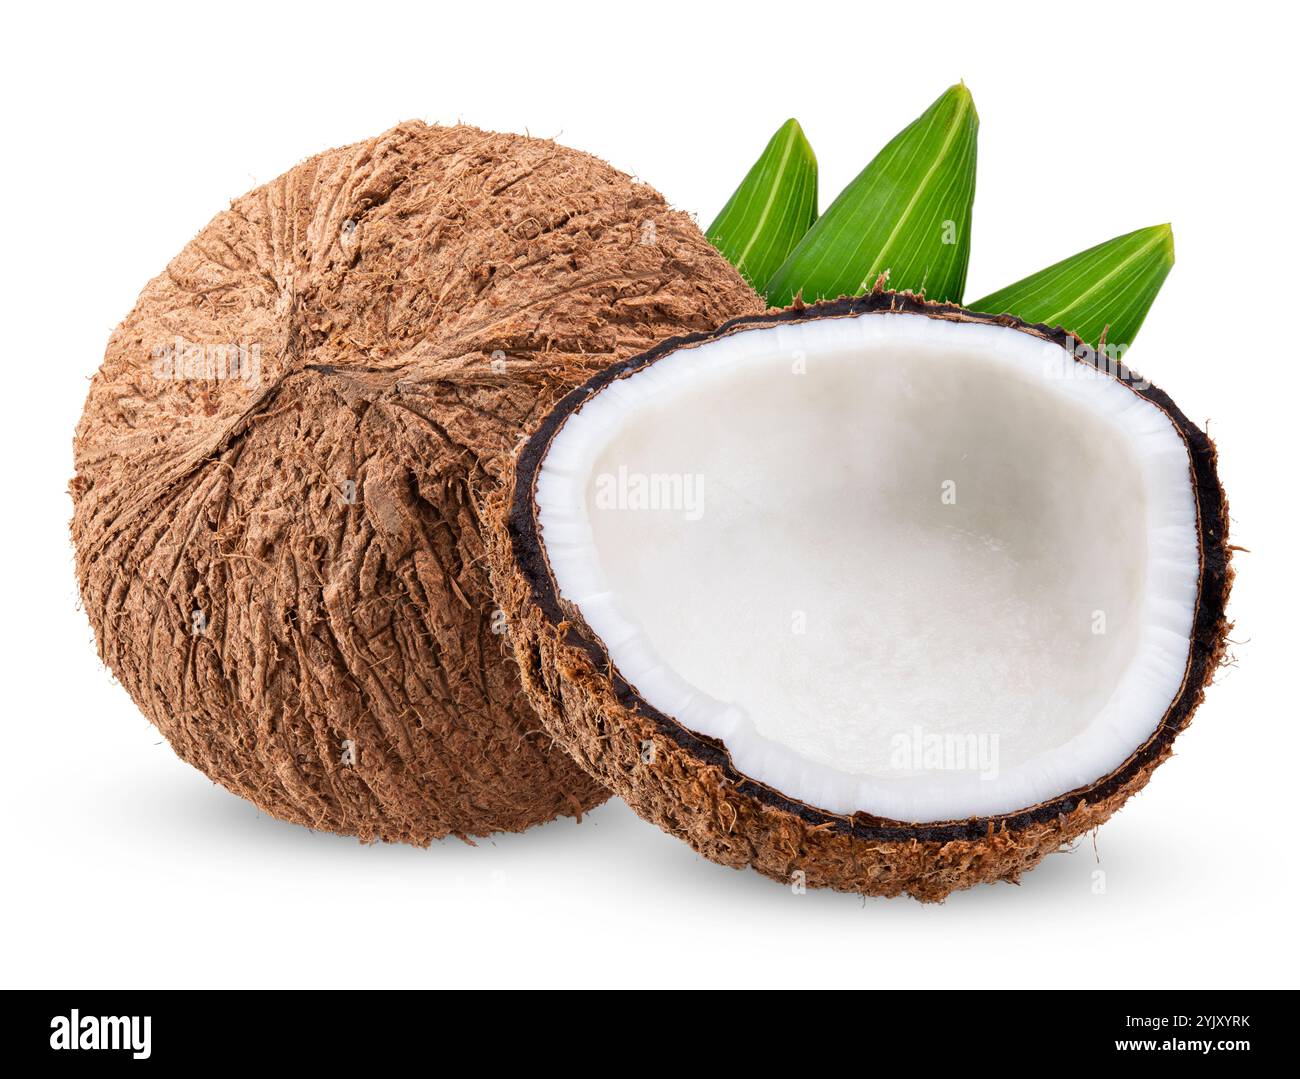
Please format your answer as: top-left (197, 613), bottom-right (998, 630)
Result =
top-left (611, 806), bottom-right (1201, 914)
top-left (127, 766), bottom-right (635, 863)
top-left (128, 767), bottom-right (1198, 911)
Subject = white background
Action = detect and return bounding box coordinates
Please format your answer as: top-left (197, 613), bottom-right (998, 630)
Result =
top-left (3, 0), bottom-right (1296, 989)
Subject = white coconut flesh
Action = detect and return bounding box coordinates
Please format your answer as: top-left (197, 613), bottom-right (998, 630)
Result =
top-left (534, 313), bottom-right (1201, 822)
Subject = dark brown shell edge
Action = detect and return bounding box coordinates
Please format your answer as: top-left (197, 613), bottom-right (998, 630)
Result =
top-left (490, 291), bottom-right (1233, 900)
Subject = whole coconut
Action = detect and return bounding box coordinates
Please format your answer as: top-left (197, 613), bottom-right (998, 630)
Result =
top-left (72, 121), bottom-right (763, 842)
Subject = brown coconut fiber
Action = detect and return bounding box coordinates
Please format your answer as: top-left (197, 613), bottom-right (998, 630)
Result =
top-left (489, 293), bottom-right (1234, 900)
top-left (71, 121), bottom-right (763, 842)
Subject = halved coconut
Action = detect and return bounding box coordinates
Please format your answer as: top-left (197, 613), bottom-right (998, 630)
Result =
top-left (491, 293), bottom-right (1232, 900)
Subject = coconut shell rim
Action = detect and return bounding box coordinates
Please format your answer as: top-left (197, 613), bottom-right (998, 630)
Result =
top-left (507, 291), bottom-right (1233, 843)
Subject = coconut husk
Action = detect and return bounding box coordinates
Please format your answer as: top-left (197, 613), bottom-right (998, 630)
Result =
top-left (71, 121), bottom-right (763, 842)
top-left (489, 293), bottom-right (1234, 899)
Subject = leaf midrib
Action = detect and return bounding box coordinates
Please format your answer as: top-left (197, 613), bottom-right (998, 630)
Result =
top-left (856, 96), bottom-right (973, 294)
top-left (1040, 230), bottom-right (1168, 327)
top-left (734, 124), bottom-right (801, 273)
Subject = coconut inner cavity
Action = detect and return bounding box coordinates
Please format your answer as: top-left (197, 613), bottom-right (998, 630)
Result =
top-left (534, 313), bottom-right (1200, 822)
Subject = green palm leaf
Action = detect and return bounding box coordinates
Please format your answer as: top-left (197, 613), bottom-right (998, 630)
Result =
top-left (969, 223), bottom-right (1174, 350)
top-left (707, 119), bottom-right (818, 293)
top-left (766, 84), bottom-right (978, 307)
